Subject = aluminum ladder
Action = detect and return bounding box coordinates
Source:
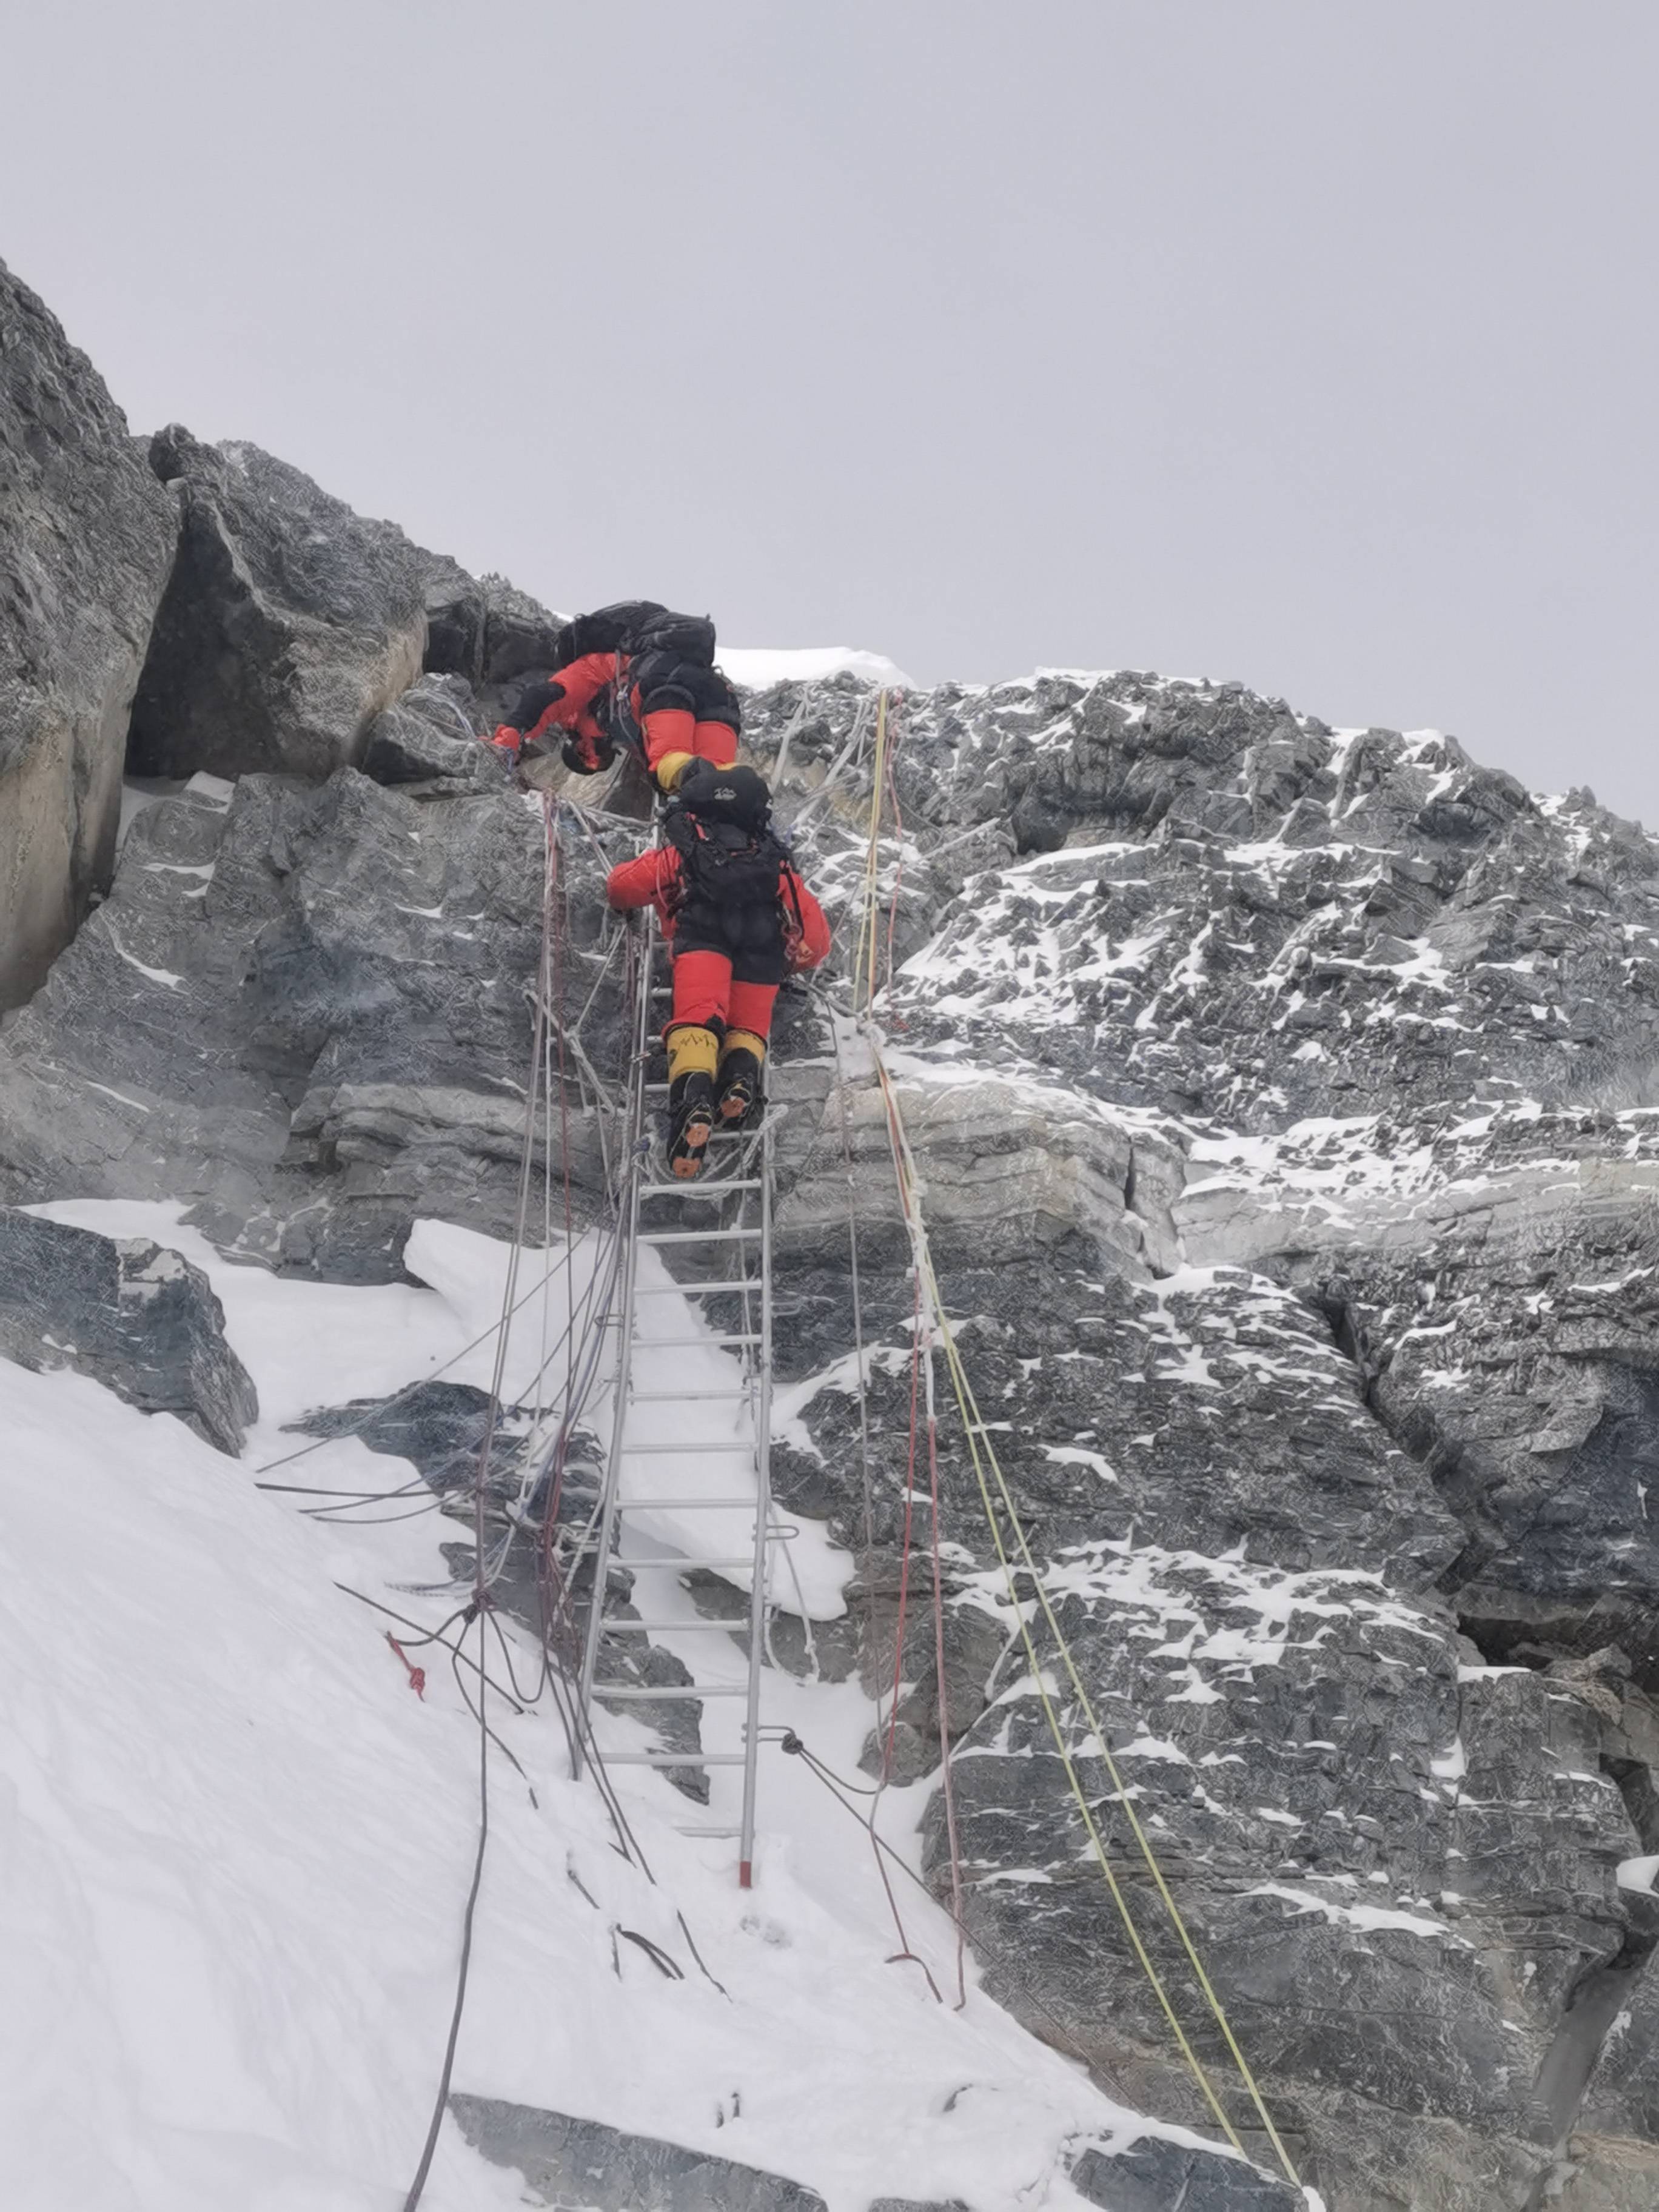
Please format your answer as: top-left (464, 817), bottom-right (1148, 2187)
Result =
top-left (573, 915), bottom-right (782, 1887)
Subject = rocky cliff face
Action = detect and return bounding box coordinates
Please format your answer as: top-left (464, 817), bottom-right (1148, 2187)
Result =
top-left (0, 261), bottom-right (178, 1005)
top-left (4, 320), bottom-right (1659, 2207)
top-left (732, 672), bottom-right (1659, 2212)
top-left (127, 424), bottom-right (432, 781)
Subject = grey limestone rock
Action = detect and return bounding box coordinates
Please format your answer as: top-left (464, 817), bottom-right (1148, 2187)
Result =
top-left (776, 1062), bottom-right (1162, 1273)
top-left (0, 718), bottom-right (663, 1285)
top-left (726, 668), bottom-right (1659, 2208)
top-left (420, 551), bottom-right (489, 682)
top-left (447, 2096), bottom-right (829, 2212)
top-left (0, 759), bottom-right (631, 1279)
top-left (1550, 2134), bottom-right (1659, 2212)
top-left (360, 672), bottom-right (505, 789)
top-left (741, 671), bottom-right (1659, 1132)
top-left (127, 426), bottom-right (427, 780)
top-left (0, 258), bottom-right (178, 1006)
top-left (1070, 2133), bottom-right (1303, 2211)
top-left (420, 560), bottom-right (568, 689)
top-left (290, 1379), bottom-right (506, 1492)
top-left (0, 1208), bottom-right (256, 1452)
top-left (474, 574), bottom-right (568, 683)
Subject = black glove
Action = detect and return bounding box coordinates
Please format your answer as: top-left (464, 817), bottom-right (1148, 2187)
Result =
top-left (561, 732), bottom-right (616, 775)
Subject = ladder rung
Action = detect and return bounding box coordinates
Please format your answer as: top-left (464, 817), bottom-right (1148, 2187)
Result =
top-left (632, 1281), bottom-right (763, 1298)
top-left (594, 1683), bottom-right (749, 1701)
top-left (620, 1553), bottom-right (783, 1570)
top-left (636, 1085), bottom-right (756, 1124)
top-left (599, 1618), bottom-right (747, 1633)
top-left (603, 1751), bottom-right (749, 1767)
top-left (639, 1179), bottom-right (763, 1198)
top-left (639, 1227), bottom-right (760, 1247)
top-left (617, 1495), bottom-right (758, 1510)
top-left (643, 1087), bottom-right (759, 1107)
top-left (631, 1333), bottom-right (762, 1349)
top-left (618, 1440), bottom-right (758, 1455)
top-left (614, 1496), bottom-right (759, 1512)
top-left (629, 1386), bottom-right (752, 1402)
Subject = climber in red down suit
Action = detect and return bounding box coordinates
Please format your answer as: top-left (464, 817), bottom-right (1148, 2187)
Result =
top-left (605, 762), bottom-right (831, 1178)
top-left (492, 601), bottom-right (742, 795)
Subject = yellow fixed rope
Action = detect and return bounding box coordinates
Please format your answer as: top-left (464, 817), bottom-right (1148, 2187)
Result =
top-left (879, 1063), bottom-right (1299, 2183)
top-left (851, 696), bottom-right (1301, 2188)
top-left (852, 688), bottom-right (890, 1019)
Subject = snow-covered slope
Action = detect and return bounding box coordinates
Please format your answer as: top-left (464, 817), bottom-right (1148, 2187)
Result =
top-left (721, 647), bottom-right (914, 691)
top-left (2, 1202), bottom-right (1220, 2212)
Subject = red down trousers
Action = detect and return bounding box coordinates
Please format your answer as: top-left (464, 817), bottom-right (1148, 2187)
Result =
top-left (669, 950), bottom-right (777, 1042)
top-left (640, 708), bottom-right (740, 781)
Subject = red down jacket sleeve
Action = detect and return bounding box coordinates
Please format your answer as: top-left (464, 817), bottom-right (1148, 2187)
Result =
top-left (606, 846), bottom-right (680, 919)
top-left (782, 866), bottom-right (831, 970)
top-left (508, 652), bottom-right (620, 744)
top-left (547, 652), bottom-right (617, 722)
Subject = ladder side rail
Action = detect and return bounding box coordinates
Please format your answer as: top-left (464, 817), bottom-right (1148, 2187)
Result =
top-left (573, 916), bottom-right (656, 1772)
top-left (737, 1113), bottom-right (777, 1888)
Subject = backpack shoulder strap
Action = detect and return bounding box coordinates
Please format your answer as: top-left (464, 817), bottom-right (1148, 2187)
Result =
top-left (778, 856), bottom-right (806, 925)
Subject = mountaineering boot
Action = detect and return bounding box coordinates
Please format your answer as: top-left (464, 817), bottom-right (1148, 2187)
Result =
top-left (665, 1024), bottom-right (721, 1178)
top-left (716, 1030), bottom-right (767, 1124)
top-left (669, 1073), bottom-right (716, 1175)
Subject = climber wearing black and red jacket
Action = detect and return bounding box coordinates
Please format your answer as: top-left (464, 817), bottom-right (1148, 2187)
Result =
top-left (490, 602), bottom-right (742, 793)
top-left (605, 763), bottom-right (831, 1177)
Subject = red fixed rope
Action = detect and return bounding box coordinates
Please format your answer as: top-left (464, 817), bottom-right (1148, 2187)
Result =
top-left (386, 1632), bottom-right (427, 1700)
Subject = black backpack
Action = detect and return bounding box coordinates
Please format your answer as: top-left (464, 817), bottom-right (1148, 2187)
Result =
top-left (663, 808), bottom-right (788, 913)
top-left (552, 600), bottom-right (666, 667)
top-left (629, 607), bottom-right (717, 667)
top-left (554, 602), bottom-right (716, 670)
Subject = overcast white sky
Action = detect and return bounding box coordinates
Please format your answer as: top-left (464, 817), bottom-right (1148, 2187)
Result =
top-left (3, 2), bottom-right (1657, 819)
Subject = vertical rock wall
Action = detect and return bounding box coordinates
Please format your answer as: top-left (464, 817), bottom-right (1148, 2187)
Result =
top-left (127, 426), bottom-right (428, 780)
top-left (0, 261), bottom-right (177, 1007)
